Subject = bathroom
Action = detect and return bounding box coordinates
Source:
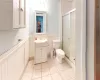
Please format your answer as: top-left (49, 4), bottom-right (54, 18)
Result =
top-left (0, 0), bottom-right (79, 80)
top-left (28, 0), bottom-right (76, 79)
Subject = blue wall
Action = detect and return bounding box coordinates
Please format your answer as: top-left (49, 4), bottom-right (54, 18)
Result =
top-left (29, 0), bottom-right (60, 37)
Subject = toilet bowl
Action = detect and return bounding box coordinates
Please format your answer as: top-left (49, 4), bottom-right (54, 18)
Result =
top-left (53, 39), bottom-right (65, 63)
top-left (56, 49), bottom-right (65, 63)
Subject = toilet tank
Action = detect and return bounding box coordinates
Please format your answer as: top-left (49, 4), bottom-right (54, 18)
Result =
top-left (53, 39), bottom-right (61, 49)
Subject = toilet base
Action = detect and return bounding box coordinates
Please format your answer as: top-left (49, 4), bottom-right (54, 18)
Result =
top-left (56, 56), bottom-right (64, 63)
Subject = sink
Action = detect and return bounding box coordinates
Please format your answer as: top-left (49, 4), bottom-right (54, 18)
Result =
top-left (34, 39), bottom-right (49, 64)
top-left (34, 39), bottom-right (47, 43)
top-left (34, 39), bottom-right (48, 47)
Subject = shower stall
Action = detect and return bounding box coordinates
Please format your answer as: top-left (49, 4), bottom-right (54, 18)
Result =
top-left (62, 9), bottom-right (76, 64)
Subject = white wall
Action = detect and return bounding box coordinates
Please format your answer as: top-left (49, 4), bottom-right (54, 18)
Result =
top-left (61, 0), bottom-right (76, 15)
top-left (87, 0), bottom-right (95, 80)
top-left (76, 0), bottom-right (86, 80)
top-left (0, 0), bottom-right (29, 55)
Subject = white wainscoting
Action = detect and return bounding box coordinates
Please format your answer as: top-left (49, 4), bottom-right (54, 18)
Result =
top-left (0, 38), bottom-right (29, 80)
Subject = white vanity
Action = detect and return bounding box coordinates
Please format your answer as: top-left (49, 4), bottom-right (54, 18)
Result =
top-left (34, 39), bottom-right (49, 64)
top-left (34, 11), bottom-right (48, 64)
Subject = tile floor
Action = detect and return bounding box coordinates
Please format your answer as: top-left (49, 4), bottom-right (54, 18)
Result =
top-left (21, 58), bottom-right (75, 80)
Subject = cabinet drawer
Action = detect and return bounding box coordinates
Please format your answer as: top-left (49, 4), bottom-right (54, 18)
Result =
top-left (41, 47), bottom-right (47, 58)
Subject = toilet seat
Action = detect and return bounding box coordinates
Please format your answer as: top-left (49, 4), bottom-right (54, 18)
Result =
top-left (56, 49), bottom-right (65, 63)
top-left (56, 49), bottom-right (65, 56)
top-left (52, 39), bottom-right (65, 63)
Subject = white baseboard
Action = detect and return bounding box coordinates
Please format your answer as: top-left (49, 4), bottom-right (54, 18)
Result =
top-left (65, 57), bottom-right (75, 71)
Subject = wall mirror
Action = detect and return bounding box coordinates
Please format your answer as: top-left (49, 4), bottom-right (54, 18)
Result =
top-left (35, 11), bottom-right (47, 34)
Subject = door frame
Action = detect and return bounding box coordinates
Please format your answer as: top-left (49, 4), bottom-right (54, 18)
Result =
top-left (62, 8), bottom-right (76, 62)
top-left (94, 0), bottom-right (97, 80)
top-left (76, 0), bottom-right (86, 80)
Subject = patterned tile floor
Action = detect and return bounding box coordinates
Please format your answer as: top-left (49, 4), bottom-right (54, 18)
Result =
top-left (21, 58), bottom-right (75, 80)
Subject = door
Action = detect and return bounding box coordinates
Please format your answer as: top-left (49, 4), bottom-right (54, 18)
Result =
top-left (62, 14), bottom-right (70, 57)
top-left (19, 0), bottom-right (25, 28)
top-left (70, 11), bottom-right (76, 63)
top-left (35, 47), bottom-right (42, 64)
top-left (13, 0), bottom-right (20, 28)
top-left (41, 47), bottom-right (47, 62)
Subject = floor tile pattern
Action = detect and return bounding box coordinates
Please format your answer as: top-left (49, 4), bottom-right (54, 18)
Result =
top-left (21, 58), bottom-right (75, 80)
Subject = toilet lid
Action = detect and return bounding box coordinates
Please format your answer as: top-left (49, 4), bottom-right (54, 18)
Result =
top-left (56, 49), bottom-right (65, 55)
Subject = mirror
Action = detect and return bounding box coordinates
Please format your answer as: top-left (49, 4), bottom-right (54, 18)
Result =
top-left (35, 11), bottom-right (47, 33)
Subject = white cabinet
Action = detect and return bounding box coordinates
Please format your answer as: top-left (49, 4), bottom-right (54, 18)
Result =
top-left (35, 46), bottom-right (48, 64)
top-left (35, 47), bottom-right (42, 64)
top-left (0, 0), bottom-right (26, 30)
top-left (24, 40), bottom-right (29, 66)
top-left (20, 0), bottom-right (26, 28)
top-left (13, 0), bottom-right (20, 29)
top-left (41, 47), bottom-right (48, 62)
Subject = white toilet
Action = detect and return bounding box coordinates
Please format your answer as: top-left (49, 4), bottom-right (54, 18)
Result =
top-left (53, 39), bottom-right (65, 63)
